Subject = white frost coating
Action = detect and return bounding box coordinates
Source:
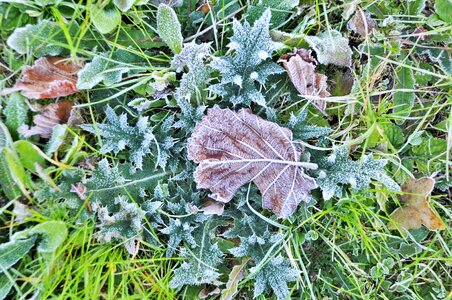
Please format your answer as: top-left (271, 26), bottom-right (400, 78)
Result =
top-left (187, 106), bottom-right (317, 219)
top-left (305, 30), bottom-right (353, 67)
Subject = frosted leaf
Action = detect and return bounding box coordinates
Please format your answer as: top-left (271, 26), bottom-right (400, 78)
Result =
top-left (0, 57), bottom-right (81, 99)
top-left (170, 42), bottom-right (212, 100)
top-left (45, 124), bottom-right (68, 155)
top-left (113, 0), bottom-right (149, 12)
top-left (347, 11), bottom-right (378, 37)
top-left (6, 20), bottom-right (64, 57)
top-left (81, 106), bottom-right (157, 170)
top-left (157, 4), bottom-right (183, 54)
top-left (19, 101), bottom-right (73, 138)
top-left (3, 93), bottom-right (29, 136)
top-left (287, 109), bottom-right (331, 141)
top-left (246, 0), bottom-right (298, 28)
top-left (210, 10), bottom-right (284, 106)
top-left (91, 5), bottom-right (122, 34)
top-left (77, 56), bottom-right (129, 89)
top-left (305, 30), bottom-right (353, 67)
top-left (169, 220), bottom-right (224, 289)
top-left (281, 49), bottom-right (330, 113)
top-left (316, 147), bottom-right (400, 200)
top-left (187, 106), bottom-right (317, 218)
top-left (250, 255), bottom-right (299, 300)
top-left (160, 218), bottom-right (197, 257)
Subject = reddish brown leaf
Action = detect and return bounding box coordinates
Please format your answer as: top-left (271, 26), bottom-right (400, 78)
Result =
top-left (199, 200), bottom-right (225, 215)
top-left (1, 57), bottom-right (81, 99)
top-left (18, 101), bottom-right (74, 138)
top-left (187, 106), bottom-right (317, 219)
top-left (389, 177), bottom-right (446, 231)
top-left (281, 49), bottom-right (330, 114)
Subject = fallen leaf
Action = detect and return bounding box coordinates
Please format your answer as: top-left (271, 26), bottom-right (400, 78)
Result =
top-left (187, 106), bottom-right (317, 219)
top-left (70, 182), bottom-right (87, 200)
top-left (199, 200), bottom-right (225, 215)
top-left (305, 30), bottom-right (352, 67)
top-left (1, 57), bottom-right (81, 99)
top-left (347, 11), bottom-right (377, 37)
top-left (18, 101), bottom-right (74, 138)
top-left (199, 287), bottom-right (220, 299)
top-left (221, 258), bottom-right (249, 300)
top-left (389, 177), bottom-right (446, 231)
top-left (281, 49), bottom-right (330, 113)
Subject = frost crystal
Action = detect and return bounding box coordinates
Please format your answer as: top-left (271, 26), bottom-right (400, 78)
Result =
top-left (7, 20), bottom-right (64, 57)
top-left (210, 10), bottom-right (284, 106)
top-left (171, 42), bottom-right (212, 100)
top-left (81, 107), bottom-right (159, 170)
top-left (316, 147), bottom-right (400, 200)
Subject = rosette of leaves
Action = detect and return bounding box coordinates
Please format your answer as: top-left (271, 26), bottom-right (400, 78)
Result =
top-left (210, 9), bottom-right (284, 106)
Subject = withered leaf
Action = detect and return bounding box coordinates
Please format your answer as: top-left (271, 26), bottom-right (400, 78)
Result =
top-left (188, 106), bottom-right (317, 219)
top-left (1, 57), bottom-right (81, 99)
top-left (221, 258), bottom-right (249, 300)
top-left (199, 200), bottom-right (225, 216)
top-left (281, 49), bottom-right (330, 114)
top-left (347, 11), bottom-right (377, 37)
top-left (389, 177), bottom-right (446, 231)
top-left (18, 101), bottom-right (74, 138)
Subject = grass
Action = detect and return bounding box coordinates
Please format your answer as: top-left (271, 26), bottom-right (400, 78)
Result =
top-left (0, 0), bottom-right (451, 299)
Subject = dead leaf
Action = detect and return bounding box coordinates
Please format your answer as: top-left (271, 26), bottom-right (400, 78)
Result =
top-left (70, 182), bottom-right (87, 200)
top-left (187, 106), bottom-right (317, 219)
top-left (221, 258), bottom-right (249, 300)
top-left (1, 57), bottom-right (81, 99)
top-left (347, 11), bottom-right (377, 37)
top-left (199, 287), bottom-right (220, 299)
top-left (18, 101), bottom-right (74, 138)
top-left (281, 49), bottom-right (330, 114)
top-left (199, 200), bottom-right (225, 215)
top-left (389, 177), bottom-right (446, 231)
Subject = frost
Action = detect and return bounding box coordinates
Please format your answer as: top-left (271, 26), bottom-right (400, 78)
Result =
top-left (316, 147), bottom-right (400, 200)
top-left (305, 30), bottom-right (353, 67)
top-left (81, 106), bottom-right (157, 170)
top-left (171, 42), bottom-right (212, 100)
top-left (210, 10), bottom-right (284, 106)
top-left (246, 0), bottom-right (298, 28)
top-left (6, 20), bottom-right (64, 57)
top-left (157, 4), bottom-right (183, 54)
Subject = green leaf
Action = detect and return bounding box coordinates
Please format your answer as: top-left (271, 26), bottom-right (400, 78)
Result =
top-left (14, 140), bottom-right (47, 171)
top-left (6, 20), bottom-right (65, 57)
top-left (0, 236), bottom-right (36, 271)
top-left (407, 0), bottom-right (425, 15)
top-left (305, 30), bottom-right (352, 67)
top-left (412, 137), bottom-right (447, 158)
top-left (435, 0), bottom-right (452, 23)
top-left (0, 273), bottom-right (13, 300)
top-left (393, 64), bottom-right (415, 125)
top-left (157, 4), bottom-right (183, 54)
top-left (210, 10), bottom-right (284, 106)
top-left (29, 221), bottom-right (68, 253)
top-left (246, 0), bottom-right (298, 28)
top-left (379, 122), bottom-right (405, 147)
top-left (2, 147), bottom-right (31, 194)
top-left (91, 5), bottom-right (121, 34)
top-left (3, 93), bottom-right (28, 138)
top-left (45, 124), bottom-right (68, 156)
top-left (113, 0), bottom-right (136, 12)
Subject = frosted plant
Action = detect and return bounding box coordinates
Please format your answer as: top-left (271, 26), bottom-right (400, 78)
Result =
top-left (210, 9), bottom-right (284, 106)
top-left (77, 50), bottom-right (145, 89)
top-left (157, 4), bottom-right (183, 54)
top-left (169, 220), bottom-right (224, 289)
top-left (81, 106), bottom-right (157, 170)
top-left (316, 147), bottom-right (400, 200)
top-left (287, 109), bottom-right (331, 141)
top-left (171, 42), bottom-right (212, 100)
top-left (246, 0), bottom-right (298, 27)
top-left (6, 20), bottom-right (64, 57)
top-left (305, 30), bottom-right (353, 67)
top-left (93, 196), bottom-right (145, 255)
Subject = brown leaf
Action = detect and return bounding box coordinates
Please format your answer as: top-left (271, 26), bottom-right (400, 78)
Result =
top-left (1, 57), bottom-right (81, 99)
top-left (18, 101), bottom-right (74, 138)
top-left (199, 200), bottom-right (225, 215)
top-left (389, 177), bottom-right (446, 231)
top-left (347, 11), bottom-right (377, 37)
top-left (281, 49), bottom-right (330, 114)
top-left (187, 106), bottom-right (317, 219)
top-left (199, 287), bottom-right (220, 299)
